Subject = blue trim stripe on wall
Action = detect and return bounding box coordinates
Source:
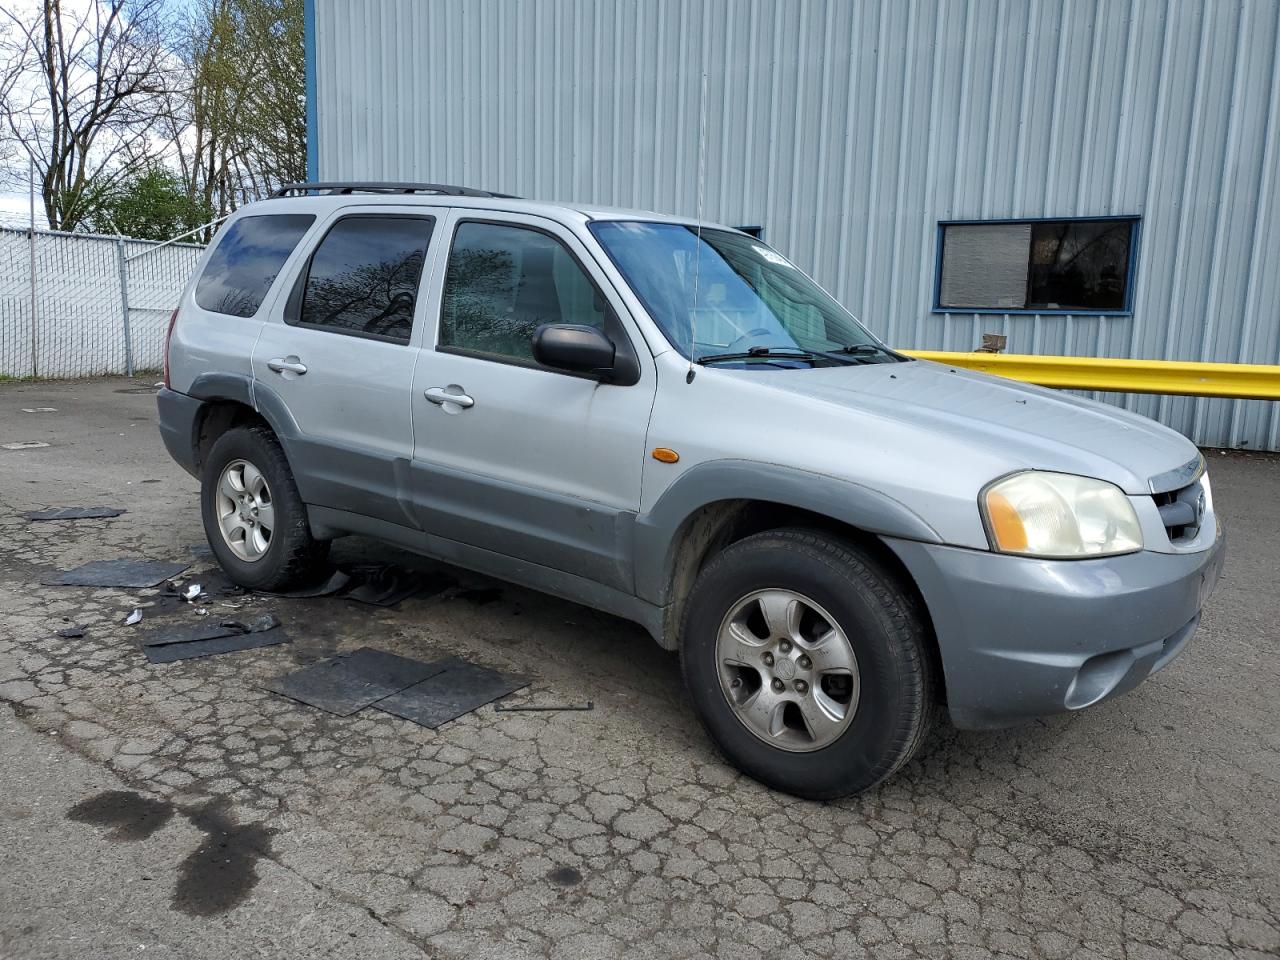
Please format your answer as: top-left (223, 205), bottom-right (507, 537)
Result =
top-left (304, 0), bottom-right (318, 181)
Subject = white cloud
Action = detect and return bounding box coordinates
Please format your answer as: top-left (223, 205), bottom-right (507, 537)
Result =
top-left (0, 191), bottom-right (45, 229)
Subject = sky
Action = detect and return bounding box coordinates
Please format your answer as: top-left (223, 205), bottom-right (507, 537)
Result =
top-left (0, 190), bottom-right (43, 229)
top-left (0, 0), bottom-right (198, 231)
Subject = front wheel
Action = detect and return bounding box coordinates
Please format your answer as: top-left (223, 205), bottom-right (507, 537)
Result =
top-left (680, 528), bottom-right (935, 799)
top-left (200, 425), bottom-right (329, 592)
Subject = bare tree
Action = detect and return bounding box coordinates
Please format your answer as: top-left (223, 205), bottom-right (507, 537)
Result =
top-left (0, 0), bottom-right (174, 231)
top-left (161, 0), bottom-right (304, 233)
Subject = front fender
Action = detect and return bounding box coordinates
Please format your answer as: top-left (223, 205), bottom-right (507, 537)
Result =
top-left (633, 459), bottom-right (943, 605)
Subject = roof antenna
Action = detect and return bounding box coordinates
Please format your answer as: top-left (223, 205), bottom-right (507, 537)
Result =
top-left (686, 70), bottom-right (709, 385)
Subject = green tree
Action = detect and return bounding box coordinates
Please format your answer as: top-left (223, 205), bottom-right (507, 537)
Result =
top-left (161, 0), bottom-right (304, 234)
top-left (86, 167), bottom-right (214, 240)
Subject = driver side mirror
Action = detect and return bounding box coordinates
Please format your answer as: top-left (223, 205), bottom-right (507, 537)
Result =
top-left (532, 324), bottom-right (620, 380)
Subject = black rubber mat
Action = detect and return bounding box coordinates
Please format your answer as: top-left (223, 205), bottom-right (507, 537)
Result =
top-left (142, 626), bottom-right (287, 664)
top-left (264, 647), bottom-right (452, 716)
top-left (375, 661), bottom-right (529, 729)
top-left (25, 506), bottom-right (126, 521)
top-left (43, 559), bottom-right (190, 588)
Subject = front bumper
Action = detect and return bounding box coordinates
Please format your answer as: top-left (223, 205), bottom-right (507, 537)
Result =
top-left (884, 532), bottom-right (1227, 729)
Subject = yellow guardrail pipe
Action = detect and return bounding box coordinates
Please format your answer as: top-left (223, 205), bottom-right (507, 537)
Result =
top-left (898, 351), bottom-right (1280, 401)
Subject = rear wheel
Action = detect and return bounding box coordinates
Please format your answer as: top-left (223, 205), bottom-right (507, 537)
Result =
top-left (680, 528), bottom-right (935, 799)
top-left (201, 425), bottom-right (329, 591)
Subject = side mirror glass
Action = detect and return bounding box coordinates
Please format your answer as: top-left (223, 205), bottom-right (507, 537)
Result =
top-left (532, 324), bottom-right (618, 379)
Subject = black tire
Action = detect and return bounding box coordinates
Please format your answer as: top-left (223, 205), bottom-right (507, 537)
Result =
top-left (200, 425), bottom-right (330, 592)
top-left (680, 528), bottom-right (936, 799)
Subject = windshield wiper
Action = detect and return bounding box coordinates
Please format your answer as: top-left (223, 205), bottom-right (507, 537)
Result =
top-left (695, 346), bottom-right (815, 365)
top-left (833, 343), bottom-right (895, 356)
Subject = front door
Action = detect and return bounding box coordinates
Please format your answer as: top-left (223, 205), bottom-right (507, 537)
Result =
top-left (252, 208), bottom-right (441, 526)
top-left (408, 211), bottom-right (657, 591)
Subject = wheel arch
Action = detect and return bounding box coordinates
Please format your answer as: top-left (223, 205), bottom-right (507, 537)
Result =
top-left (635, 461), bottom-right (943, 659)
top-left (187, 374), bottom-right (300, 474)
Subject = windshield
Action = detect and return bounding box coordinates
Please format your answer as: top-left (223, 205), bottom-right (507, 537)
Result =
top-left (589, 221), bottom-right (899, 367)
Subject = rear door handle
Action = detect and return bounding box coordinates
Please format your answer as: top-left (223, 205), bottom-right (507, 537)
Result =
top-left (267, 357), bottom-right (307, 375)
top-left (424, 386), bottom-right (474, 409)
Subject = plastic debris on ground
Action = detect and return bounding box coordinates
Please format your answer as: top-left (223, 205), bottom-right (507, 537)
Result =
top-left (258, 564), bottom-right (454, 607)
top-left (265, 569), bottom-right (351, 599)
top-left (343, 565), bottom-right (454, 607)
top-left (155, 571), bottom-right (245, 612)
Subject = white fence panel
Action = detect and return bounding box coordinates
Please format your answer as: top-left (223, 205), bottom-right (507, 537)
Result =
top-left (0, 226), bottom-right (204, 380)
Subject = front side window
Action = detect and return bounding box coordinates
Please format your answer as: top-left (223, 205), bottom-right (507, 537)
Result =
top-left (936, 218), bottom-right (1137, 313)
top-left (440, 221), bottom-right (607, 362)
top-left (195, 214), bottom-right (315, 318)
top-left (297, 215), bottom-right (434, 343)
top-left (590, 221), bottom-right (895, 368)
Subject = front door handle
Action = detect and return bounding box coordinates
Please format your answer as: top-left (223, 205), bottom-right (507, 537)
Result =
top-left (267, 357), bottom-right (308, 375)
top-left (424, 386), bottom-right (475, 409)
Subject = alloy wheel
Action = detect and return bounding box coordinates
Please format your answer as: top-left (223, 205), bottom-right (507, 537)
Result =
top-left (215, 458), bottom-right (274, 562)
top-left (715, 589), bottom-right (860, 752)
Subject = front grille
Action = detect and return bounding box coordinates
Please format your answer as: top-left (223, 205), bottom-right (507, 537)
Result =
top-left (1152, 478), bottom-right (1206, 544)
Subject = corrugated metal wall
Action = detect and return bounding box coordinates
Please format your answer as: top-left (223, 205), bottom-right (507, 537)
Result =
top-left (314, 0), bottom-right (1280, 450)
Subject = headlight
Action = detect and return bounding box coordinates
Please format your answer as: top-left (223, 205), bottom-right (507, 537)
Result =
top-left (981, 471), bottom-right (1143, 558)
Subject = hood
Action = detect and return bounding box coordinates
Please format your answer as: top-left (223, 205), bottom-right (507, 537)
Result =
top-left (754, 359), bottom-right (1199, 495)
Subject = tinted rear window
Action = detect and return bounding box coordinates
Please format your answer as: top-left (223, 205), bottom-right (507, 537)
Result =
top-left (195, 214), bottom-right (315, 317)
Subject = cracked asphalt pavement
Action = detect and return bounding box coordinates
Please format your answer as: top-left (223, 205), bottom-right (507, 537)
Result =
top-left (1, 376), bottom-right (1277, 960)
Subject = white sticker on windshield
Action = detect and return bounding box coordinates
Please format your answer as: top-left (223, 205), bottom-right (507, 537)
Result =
top-left (753, 245), bottom-right (793, 267)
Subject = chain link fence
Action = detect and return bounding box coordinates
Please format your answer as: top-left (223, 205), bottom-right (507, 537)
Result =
top-left (0, 226), bottom-right (206, 380)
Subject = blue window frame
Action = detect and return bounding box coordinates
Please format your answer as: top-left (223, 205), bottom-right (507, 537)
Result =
top-left (933, 216), bottom-right (1140, 316)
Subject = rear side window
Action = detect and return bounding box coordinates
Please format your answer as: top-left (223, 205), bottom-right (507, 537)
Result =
top-left (296, 215), bottom-right (435, 343)
top-left (195, 214), bottom-right (315, 318)
top-left (439, 221), bottom-right (607, 362)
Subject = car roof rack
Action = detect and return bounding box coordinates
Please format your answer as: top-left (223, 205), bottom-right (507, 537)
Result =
top-left (270, 181), bottom-right (520, 199)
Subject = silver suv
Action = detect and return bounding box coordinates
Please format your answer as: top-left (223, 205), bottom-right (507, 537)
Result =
top-left (157, 182), bottom-right (1225, 798)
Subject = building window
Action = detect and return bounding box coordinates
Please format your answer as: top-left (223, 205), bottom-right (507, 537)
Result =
top-left (935, 217), bottom-right (1138, 314)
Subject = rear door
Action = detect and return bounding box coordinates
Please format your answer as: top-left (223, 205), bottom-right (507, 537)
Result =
top-left (251, 207), bottom-right (442, 526)
top-left (407, 210), bottom-right (657, 592)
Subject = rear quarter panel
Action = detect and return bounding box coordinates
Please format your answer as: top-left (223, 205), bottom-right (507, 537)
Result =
top-left (167, 209), bottom-right (324, 396)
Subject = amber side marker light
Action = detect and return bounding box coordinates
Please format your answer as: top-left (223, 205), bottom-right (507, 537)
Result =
top-left (651, 447), bottom-right (680, 464)
top-left (985, 489), bottom-right (1028, 552)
